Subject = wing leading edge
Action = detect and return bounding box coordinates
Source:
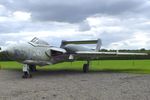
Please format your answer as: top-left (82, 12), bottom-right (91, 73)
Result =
top-left (76, 51), bottom-right (147, 56)
top-left (73, 51), bottom-right (147, 60)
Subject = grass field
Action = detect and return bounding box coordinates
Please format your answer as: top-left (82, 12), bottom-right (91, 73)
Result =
top-left (0, 60), bottom-right (150, 74)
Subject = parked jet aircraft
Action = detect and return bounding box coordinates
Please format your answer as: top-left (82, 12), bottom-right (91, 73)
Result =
top-left (0, 37), bottom-right (147, 78)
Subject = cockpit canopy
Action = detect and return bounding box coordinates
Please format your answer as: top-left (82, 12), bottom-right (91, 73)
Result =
top-left (29, 37), bottom-right (50, 47)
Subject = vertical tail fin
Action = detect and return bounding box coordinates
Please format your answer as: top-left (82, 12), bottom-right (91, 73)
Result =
top-left (95, 39), bottom-right (102, 51)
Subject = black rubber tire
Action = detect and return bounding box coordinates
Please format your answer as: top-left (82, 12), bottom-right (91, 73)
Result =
top-left (22, 75), bottom-right (27, 78)
top-left (22, 74), bottom-right (32, 78)
top-left (83, 64), bottom-right (89, 73)
top-left (28, 74), bottom-right (32, 78)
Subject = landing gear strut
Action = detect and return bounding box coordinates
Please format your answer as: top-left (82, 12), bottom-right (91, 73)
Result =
top-left (83, 60), bottom-right (90, 73)
top-left (22, 64), bottom-right (32, 78)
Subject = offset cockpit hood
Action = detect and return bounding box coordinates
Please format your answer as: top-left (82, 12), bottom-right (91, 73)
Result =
top-left (28, 37), bottom-right (50, 47)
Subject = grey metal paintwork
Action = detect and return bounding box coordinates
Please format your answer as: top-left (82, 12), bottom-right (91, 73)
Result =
top-left (3, 43), bottom-right (51, 65)
top-left (63, 44), bottom-right (92, 53)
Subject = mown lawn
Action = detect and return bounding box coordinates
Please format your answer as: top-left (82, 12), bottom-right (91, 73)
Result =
top-left (0, 60), bottom-right (150, 74)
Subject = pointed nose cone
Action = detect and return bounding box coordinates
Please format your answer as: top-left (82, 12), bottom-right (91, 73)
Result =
top-left (0, 46), bottom-right (15, 59)
top-left (0, 46), bottom-right (11, 54)
top-left (0, 47), bottom-right (4, 54)
top-left (0, 47), bottom-right (7, 60)
top-left (0, 47), bottom-right (1, 54)
top-left (0, 47), bottom-right (7, 55)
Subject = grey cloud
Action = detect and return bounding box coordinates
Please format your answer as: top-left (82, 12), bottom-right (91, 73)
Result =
top-left (0, 0), bottom-right (146, 23)
top-left (0, 22), bottom-right (24, 33)
top-left (78, 21), bottom-right (91, 31)
top-left (0, 0), bottom-right (150, 49)
top-left (99, 32), bottom-right (131, 46)
top-left (0, 21), bottom-right (75, 34)
top-left (0, 35), bottom-right (22, 46)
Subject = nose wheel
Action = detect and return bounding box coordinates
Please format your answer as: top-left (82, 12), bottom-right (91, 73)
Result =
top-left (22, 64), bottom-right (32, 78)
top-left (83, 60), bottom-right (90, 73)
top-left (22, 73), bottom-right (32, 78)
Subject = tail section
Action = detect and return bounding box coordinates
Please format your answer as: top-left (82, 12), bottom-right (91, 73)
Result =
top-left (60, 38), bottom-right (102, 51)
top-left (95, 39), bottom-right (102, 51)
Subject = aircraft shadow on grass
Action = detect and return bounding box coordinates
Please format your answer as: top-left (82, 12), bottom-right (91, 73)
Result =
top-left (2, 67), bottom-right (148, 77)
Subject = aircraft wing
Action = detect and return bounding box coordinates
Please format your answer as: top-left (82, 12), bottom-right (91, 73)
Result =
top-left (73, 51), bottom-right (148, 60)
top-left (76, 51), bottom-right (147, 55)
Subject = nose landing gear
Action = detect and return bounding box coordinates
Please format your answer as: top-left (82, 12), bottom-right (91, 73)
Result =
top-left (22, 64), bottom-right (32, 78)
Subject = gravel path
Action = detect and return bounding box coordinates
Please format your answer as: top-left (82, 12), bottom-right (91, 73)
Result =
top-left (0, 70), bottom-right (150, 100)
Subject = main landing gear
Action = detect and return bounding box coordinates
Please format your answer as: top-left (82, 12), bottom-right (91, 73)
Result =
top-left (29, 65), bottom-right (37, 72)
top-left (22, 64), bottom-right (32, 78)
top-left (83, 60), bottom-right (90, 73)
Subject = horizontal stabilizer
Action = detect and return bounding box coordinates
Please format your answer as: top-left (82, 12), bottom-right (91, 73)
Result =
top-left (61, 40), bottom-right (98, 45)
top-left (60, 39), bottom-right (102, 51)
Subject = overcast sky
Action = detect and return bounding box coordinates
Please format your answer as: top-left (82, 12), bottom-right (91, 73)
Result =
top-left (0, 0), bottom-right (150, 49)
